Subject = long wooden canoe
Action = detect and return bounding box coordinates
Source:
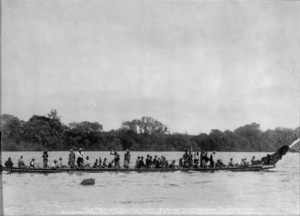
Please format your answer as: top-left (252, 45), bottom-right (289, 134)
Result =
top-left (1, 165), bottom-right (275, 173)
top-left (1, 143), bottom-right (293, 174)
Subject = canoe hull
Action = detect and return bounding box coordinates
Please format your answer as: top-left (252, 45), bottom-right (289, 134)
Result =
top-left (2, 165), bottom-right (275, 173)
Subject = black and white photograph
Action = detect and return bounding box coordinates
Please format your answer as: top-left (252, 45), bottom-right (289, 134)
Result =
top-left (1, 0), bottom-right (300, 215)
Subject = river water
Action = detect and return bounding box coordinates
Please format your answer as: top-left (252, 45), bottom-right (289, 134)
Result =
top-left (1, 151), bottom-right (299, 215)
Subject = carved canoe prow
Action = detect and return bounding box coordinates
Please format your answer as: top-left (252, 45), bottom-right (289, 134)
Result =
top-left (261, 145), bottom-right (289, 166)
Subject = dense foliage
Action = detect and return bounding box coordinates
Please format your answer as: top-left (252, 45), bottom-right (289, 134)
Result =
top-left (1, 110), bottom-right (299, 152)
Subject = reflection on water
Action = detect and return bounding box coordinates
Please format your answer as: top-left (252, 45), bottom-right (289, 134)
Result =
top-left (1, 151), bottom-right (300, 215)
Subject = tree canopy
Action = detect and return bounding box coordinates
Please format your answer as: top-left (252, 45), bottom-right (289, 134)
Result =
top-left (121, 116), bottom-right (168, 135)
top-left (1, 110), bottom-right (299, 152)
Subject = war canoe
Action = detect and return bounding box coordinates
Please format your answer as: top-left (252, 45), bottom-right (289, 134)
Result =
top-left (1, 165), bottom-right (275, 173)
top-left (1, 141), bottom-right (295, 174)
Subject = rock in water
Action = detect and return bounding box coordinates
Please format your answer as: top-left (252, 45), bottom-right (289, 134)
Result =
top-left (80, 178), bottom-right (95, 185)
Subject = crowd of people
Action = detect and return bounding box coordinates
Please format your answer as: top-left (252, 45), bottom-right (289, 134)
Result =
top-left (3, 148), bottom-right (262, 169)
top-left (134, 155), bottom-right (176, 169)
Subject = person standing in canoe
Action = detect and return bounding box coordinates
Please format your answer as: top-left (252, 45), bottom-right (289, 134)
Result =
top-left (201, 152), bottom-right (208, 168)
top-left (145, 155), bottom-right (151, 168)
top-left (182, 151), bottom-right (188, 166)
top-left (210, 152), bottom-right (215, 168)
top-left (76, 148), bottom-right (84, 167)
top-left (193, 152), bottom-right (199, 168)
top-left (200, 151), bottom-right (205, 167)
top-left (68, 149), bottom-right (75, 168)
top-left (42, 150), bottom-right (49, 168)
top-left (204, 152), bottom-right (210, 167)
top-left (123, 149), bottom-right (131, 168)
top-left (110, 150), bottom-right (120, 169)
top-left (187, 151), bottom-right (193, 167)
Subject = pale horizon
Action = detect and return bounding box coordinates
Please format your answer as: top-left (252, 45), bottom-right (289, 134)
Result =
top-left (2, 0), bottom-right (300, 135)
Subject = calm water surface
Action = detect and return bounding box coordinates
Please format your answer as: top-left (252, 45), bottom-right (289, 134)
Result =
top-left (1, 151), bottom-right (299, 215)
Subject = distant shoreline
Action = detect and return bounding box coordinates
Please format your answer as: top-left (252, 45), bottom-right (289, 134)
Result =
top-left (1, 113), bottom-right (300, 153)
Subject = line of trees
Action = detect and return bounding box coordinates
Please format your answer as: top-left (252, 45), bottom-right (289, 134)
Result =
top-left (1, 109), bottom-right (299, 152)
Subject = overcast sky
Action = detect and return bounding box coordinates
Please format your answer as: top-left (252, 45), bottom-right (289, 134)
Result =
top-left (2, 0), bottom-right (300, 134)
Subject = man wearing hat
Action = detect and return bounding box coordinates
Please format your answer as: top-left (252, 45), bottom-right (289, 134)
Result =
top-left (68, 149), bottom-right (76, 168)
top-left (123, 149), bottom-right (131, 168)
